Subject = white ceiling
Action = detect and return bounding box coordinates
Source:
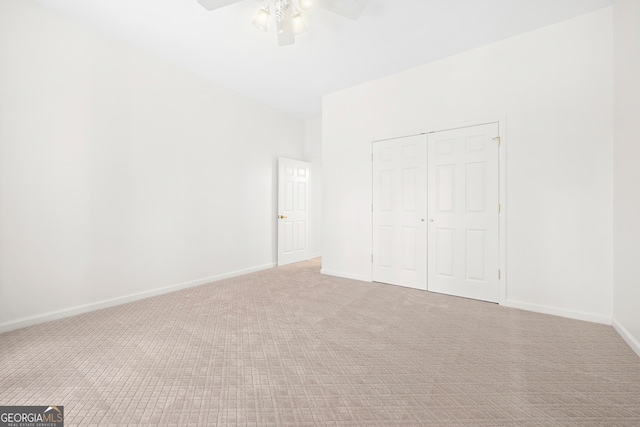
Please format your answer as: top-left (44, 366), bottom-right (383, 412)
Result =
top-left (31, 0), bottom-right (614, 119)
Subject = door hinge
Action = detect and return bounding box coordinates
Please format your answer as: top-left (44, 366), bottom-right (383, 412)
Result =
top-left (498, 203), bottom-right (501, 213)
top-left (372, 204), bottom-right (374, 212)
top-left (498, 269), bottom-right (501, 280)
top-left (371, 254), bottom-right (374, 262)
top-left (493, 136), bottom-right (501, 147)
top-left (371, 153), bottom-right (374, 161)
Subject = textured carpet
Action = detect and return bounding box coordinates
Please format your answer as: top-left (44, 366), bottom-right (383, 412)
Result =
top-left (1, 258), bottom-right (639, 426)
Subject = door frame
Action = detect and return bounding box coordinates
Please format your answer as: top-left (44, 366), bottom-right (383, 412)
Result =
top-left (371, 117), bottom-right (507, 305)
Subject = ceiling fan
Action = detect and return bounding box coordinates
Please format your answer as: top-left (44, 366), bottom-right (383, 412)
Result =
top-left (197, 0), bottom-right (366, 46)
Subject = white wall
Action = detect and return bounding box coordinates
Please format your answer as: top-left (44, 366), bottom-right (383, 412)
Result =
top-left (613, 0), bottom-right (640, 355)
top-left (323, 8), bottom-right (614, 323)
top-left (0, 0), bottom-right (304, 331)
top-left (304, 117), bottom-right (323, 161)
top-left (304, 117), bottom-right (323, 259)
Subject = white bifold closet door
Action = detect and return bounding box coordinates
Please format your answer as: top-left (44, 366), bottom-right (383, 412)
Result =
top-left (427, 123), bottom-right (500, 303)
top-left (372, 123), bottom-right (500, 303)
top-left (372, 134), bottom-right (428, 290)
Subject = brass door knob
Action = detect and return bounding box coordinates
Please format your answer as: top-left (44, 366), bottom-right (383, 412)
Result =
top-left (279, 215), bottom-right (288, 219)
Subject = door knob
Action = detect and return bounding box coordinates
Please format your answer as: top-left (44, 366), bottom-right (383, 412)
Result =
top-left (429, 219), bottom-right (434, 222)
top-left (279, 215), bottom-right (288, 219)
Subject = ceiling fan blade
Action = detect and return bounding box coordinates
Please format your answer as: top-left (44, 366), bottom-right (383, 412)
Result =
top-left (197, 0), bottom-right (243, 11)
top-left (277, 30), bottom-right (295, 46)
top-left (316, 0), bottom-right (366, 20)
top-left (277, 4), bottom-right (296, 46)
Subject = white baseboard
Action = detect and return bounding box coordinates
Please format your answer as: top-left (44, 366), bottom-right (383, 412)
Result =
top-left (612, 319), bottom-right (640, 358)
top-left (505, 299), bottom-right (612, 325)
top-left (320, 269), bottom-right (371, 283)
top-left (0, 262), bottom-right (275, 335)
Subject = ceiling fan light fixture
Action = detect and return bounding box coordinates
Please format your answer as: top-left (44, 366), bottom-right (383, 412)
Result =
top-left (299, 0), bottom-right (313, 10)
top-left (292, 12), bottom-right (307, 34)
top-left (252, 7), bottom-right (270, 31)
top-left (203, 0), bottom-right (366, 46)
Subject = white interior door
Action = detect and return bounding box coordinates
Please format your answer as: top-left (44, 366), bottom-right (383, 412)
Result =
top-left (427, 123), bottom-right (500, 302)
top-left (278, 158), bottom-right (310, 266)
top-left (372, 135), bottom-right (427, 290)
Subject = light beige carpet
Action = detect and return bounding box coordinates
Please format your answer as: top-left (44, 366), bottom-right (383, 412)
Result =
top-left (1, 258), bottom-right (639, 426)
